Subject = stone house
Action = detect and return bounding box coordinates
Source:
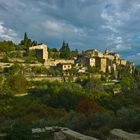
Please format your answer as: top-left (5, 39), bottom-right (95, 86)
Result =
top-left (75, 49), bottom-right (135, 75)
top-left (120, 59), bottom-right (127, 66)
top-left (57, 63), bottom-right (72, 71)
top-left (95, 57), bottom-right (107, 73)
top-left (84, 49), bottom-right (104, 57)
top-left (29, 44), bottom-right (48, 62)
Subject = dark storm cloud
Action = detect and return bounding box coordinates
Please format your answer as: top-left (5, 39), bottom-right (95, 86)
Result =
top-left (0, 0), bottom-right (140, 64)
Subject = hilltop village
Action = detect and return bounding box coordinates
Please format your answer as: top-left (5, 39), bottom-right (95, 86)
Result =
top-left (0, 33), bottom-right (140, 140)
top-left (27, 43), bottom-right (135, 78)
top-left (0, 33), bottom-right (138, 96)
top-left (0, 41), bottom-right (135, 81)
top-left (0, 33), bottom-right (138, 91)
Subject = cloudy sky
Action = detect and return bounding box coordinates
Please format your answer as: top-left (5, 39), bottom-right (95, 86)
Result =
top-left (0, 0), bottom-right (140, 64)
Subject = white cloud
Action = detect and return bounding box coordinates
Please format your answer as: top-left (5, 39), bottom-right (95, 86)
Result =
top-left (0, 21), bottom-right (18, 42)
top-left (42, 19), bottom-right (86, 39)
top-left (114, 44), bottom-right (131, 51)
top-left (115, 36), bottom-right (123, 44)
top-left (101, 25), bottom-right (118, 33)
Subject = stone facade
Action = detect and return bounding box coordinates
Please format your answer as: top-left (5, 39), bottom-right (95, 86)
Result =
top-left (84, 49), bottom-right (103, 57)
top-left (75, 49), bottom-right (135, 74)
top-left (29, 44), bottom-right (48, 62)
top-left (57, 63), bottom-right (72, 71)
top-left (45, 59), bottom-right (74, 68)
top-left (120, 59), bottom-right (127, 65)
top-left (95, 57), bottom-right (107, 73)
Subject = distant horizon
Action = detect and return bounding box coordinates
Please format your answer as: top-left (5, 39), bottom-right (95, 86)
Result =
top-left (0, 0), bottom-right (140, 64)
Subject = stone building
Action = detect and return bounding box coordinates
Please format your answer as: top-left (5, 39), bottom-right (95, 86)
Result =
top-left (29, 44), bottom-right (48, 62)
top-left (120, 59), bottom-right (127, 66)
top-left (95, 57), bottom-right (107, 73)
top-left (84, 49), bottom-right (103, 57)
top-left (75, 48), bottom-right (135, 75)
top-left (57, 63), bottom-right (72, 71)
top-left (75, 55), bottom-right (96, 67)
top-left (104, 49), bottom-right (120, 61)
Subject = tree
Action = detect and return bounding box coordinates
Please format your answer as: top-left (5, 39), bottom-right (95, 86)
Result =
top-left (70, 49), bottom-right (78, 58)
top-left (48, 47), bottom-right (60, 59)
top-left (59, 41), bottom-right (71, 59)
top-left (120, 74), bottom-right (135, 92)
top-left (85, 78), bottom-right (106, 99)
top-left (19, 32), bottom-right (32, 55)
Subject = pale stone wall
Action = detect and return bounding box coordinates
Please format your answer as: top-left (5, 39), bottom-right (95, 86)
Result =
top-left (104, 49), bottom-right (120, 61)
top-left (109, 129), bottom-right (140, 140)
top-left (84, 49), bottom-right (103, 57)
top-left (89, 58), bottom-right (96, 67)
top-left (104, 54), bottom-right (115, 61)
top-left (45, 59), bottom-right (74, 67)
top-left (100, 58), bottom-right (107, 73)
top-left (95, 57), bottom-right (107, 73)
top-left (112, 63), bottom-right (117, 72)
top-left (30, 44), bottom-right (48, 61)
top-left (120, 59), bottom-right (127, 65)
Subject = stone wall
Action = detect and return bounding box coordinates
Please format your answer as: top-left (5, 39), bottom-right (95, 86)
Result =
top-left (30, 44), bottom-right (48, 61)
top-left (109, 129), bottom-right (140, 140)
top-left (45, 59), bottom-right (74, 67)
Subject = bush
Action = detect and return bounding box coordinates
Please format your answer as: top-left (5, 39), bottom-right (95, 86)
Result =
top-left (76, 99), bottom-right (104, 116)
top-left (116, 108), bottom-right (140, 131)
top-left (6, 121), bottom-right (32, 140)
top-left (64, 111), bottom-right (87, 131)
top-left (90, 112), bottom-right (113, 129)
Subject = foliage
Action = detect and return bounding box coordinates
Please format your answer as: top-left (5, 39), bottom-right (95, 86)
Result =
top-left (48, 47), bottom-right (60, 59)
top-left (89, 112), bottom-right (114, 129)
top-left (117, 108), bottom-right (140, 131)
top-left (84, 78), bottom-right (107, 99)
top-left (0, 40), bottom-right (16, 55)
top-left (120, 74), bottom-right (136, 92)
top-left (6, 121), bottom-right (32, 140)
top-left (19, 32), bottom-right (32, 55)
top-left (70, 49), bottom-right (78, 58)
top-left (59, 41), bottom-right (71, 59)
top-left (5, 74), bottom-right (27, 94)
top-left (64, 111), bottom-right (88, 131)
top-left (87, 66), bottom-right (100, 73)
top-left (4, 63), bottom-right (24, 75)
top-left (1, 64), bottom-right (27, 95)
top-left (0, 75), bottom-right (4, 94)
top-left (76, 99), bottom-right (104, 116)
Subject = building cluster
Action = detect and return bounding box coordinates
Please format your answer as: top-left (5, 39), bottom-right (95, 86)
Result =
top-left (30, 44), bottom-right (135, 75)
top-left (75, 49), bottom-right (135, 74)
